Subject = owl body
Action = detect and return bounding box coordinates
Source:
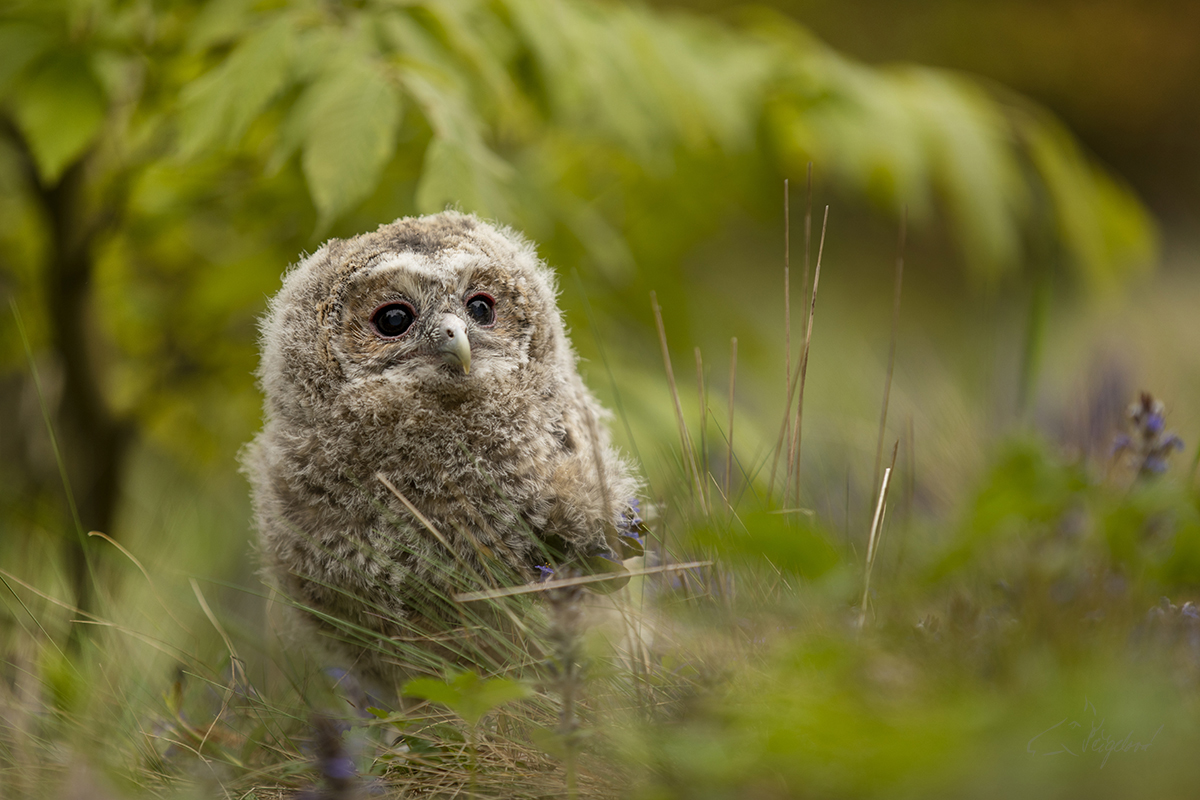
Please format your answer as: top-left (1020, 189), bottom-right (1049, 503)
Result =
top-left (246, 213), bottom-right (639, 676)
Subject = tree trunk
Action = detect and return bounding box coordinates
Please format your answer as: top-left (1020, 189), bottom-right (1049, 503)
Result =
top-left (33, 155), bottom-right (131, 634)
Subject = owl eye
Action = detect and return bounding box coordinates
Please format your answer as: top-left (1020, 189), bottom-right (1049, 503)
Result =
top-left (371, 302), bottom-right (416, 338)
top-left (465, 293), bottom-right (495, 326)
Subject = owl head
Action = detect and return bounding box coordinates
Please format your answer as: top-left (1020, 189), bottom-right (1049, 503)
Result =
top-left (259, 212), bottom-right (575, 425)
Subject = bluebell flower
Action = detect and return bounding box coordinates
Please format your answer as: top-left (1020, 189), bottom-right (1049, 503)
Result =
top-left (1113, 392), bottom-right (1185, 478)
top-left (323, 754), bottom-right (357, 782)
top-left (1144, 412), bottom-right (1165, 436)
top-left (296, 714), bottom-right (361, 800)
top-left (1143, 455), bottom-right (1168, 474)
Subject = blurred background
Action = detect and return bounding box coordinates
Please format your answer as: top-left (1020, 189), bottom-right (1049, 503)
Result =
top-left (677, 0), bottom-right (1200, 238)
top-left (0, 0), bottom-right (1194, 635)
top-left (1, 0), bottom-right (1199, 795)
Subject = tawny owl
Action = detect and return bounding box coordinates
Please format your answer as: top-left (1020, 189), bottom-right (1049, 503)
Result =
top-left (245, 212), bottom-right (642, 681)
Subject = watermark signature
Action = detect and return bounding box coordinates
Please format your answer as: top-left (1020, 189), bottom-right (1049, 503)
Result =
top-left (1027, 697), bottom-right (1163, 768)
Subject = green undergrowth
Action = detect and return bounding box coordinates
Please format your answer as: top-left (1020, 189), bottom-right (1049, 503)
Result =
top-left (3, 416), bottom-right (1200, 799)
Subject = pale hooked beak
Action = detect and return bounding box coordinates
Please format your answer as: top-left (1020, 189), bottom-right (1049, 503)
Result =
top-left (436, 314), bottom-right (471, 375)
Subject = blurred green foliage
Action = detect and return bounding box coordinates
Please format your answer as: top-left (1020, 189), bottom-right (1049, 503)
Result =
top-left (616, 433), bottom-right (1200, 800)
top-left (3, 3), bottom-right (1199, 798)
top-left (932, 437), bottom-right (1200, 589)
top-left (676, 0), bottom-right (1200, 223)
top-left (0, 0), bottom-right (1160, 565)
top-left (689, 509), bottom-right (841, 579)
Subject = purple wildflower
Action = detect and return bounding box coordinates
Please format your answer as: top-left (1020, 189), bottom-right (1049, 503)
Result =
top-left (296, 715), bottom-right (361, 800)
top-left (1112, 392), bottom-right (1185, 478)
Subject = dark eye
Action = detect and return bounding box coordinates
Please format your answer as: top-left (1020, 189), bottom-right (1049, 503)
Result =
top-left (371, 302), bottom-right (416, 338)
top-left (465, 293), bottom-right (495, 326)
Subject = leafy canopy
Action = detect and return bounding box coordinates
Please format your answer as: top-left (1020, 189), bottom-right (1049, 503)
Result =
top-left (0, 0), bottom-right (1157, 466)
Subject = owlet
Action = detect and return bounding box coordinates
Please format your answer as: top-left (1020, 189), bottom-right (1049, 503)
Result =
top-left (245, 212), bottom-right (643, 679)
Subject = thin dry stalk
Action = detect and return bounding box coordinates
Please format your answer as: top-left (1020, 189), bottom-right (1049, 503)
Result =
top-left (871, 207), bottom-right (907, 504)
top-left (768, 205), bottom-right (828, 502)
top-left (725, 337), bottom-right (738, 510)
top-left (582, 405), bottom-right (619, 557)
top-left (651, 293), bottom-right (707, 514)
top-left (0, 567), bottom-right (91, 619)
top-left (695, 347), bottom-right (708, 511)
top-left (897, 415), bottom-right (916, 570)
top-left (803, 163), bottom-right (813, 314)
top-left (789, 205), bottom-right (830, 505)
top-left (784, 179), bottom-right (792, 477)
top-left (89, 531), bottom-right (192, 633)
top-left (454, 560), bottom-right (712, 603)
top-left (858, 441), bottom-right (898, 628)
top-left (789, 165), bottom-right (813, 501)
top-left (189, 578), bottom-right (241, 755)
top-left (190, 578), bottom-right (238, 667)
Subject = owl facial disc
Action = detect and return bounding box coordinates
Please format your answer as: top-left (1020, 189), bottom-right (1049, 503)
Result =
top-left (436, 313), bottom-right (471, 374)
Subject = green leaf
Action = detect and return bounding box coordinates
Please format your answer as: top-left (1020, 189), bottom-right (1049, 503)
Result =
top-left (463, 675), bottom-right (531, 720)
top-left (177, 17), bottom-right (294, 158)
top-left (293, 56), bottom-right (402, 226)
top-left (402, 676), bottom-right (463, 708)
top-left (1021, 109), bottom-right (1156, 285)
top-left (186, 0), bottom-right (257, 53)
top-left (690, 510), bottom-right (841, 579)
top-left (10, 53), bottom-right (107, 184)
top-left (901, 69), bottom-right (1027, 282)
top-left (403, 2), bottom-right (523, 125)
top-left (399, 67), bottom-right (511, 217)
top-left (415, 134), bottom-right (511, 217)
top-left (0, 23), bottom-right (52, 96)
top-left (403, 670), bottom-right (531, 727)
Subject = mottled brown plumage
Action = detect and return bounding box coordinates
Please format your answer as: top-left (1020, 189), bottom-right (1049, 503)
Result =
top-left (245, 212), bottom-right (640, 679)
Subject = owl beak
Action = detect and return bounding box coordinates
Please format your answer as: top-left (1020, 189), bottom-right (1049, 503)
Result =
top-left (436, 314), bottom-right (472, 375)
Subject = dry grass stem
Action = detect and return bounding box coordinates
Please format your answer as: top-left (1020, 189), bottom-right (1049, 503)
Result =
top-left (454, 561), bottom-right (713, 602)
top-left (803, 163), bottom-right (813, 314)
top-left (695, 346), bottom-right (709, 511)
top-left (190, 578), bottom-right (238, 666)
top-left (858, 441), bottom-right (898, 628)
top-left (788, 166), bottom-right (814, 501)
top-left (188, 578), bottom-right (243, 755)
top-left (0, 567), bottom-right (91, 618)
top-left (789, 204), bottom-right (830, 505)
top-left (784, 179), bottom-right (792, 478)
top-left (725, 337), bottom-right (737, 510)
top-left (651, 292), bottom-right (707, 514)
top-left (768, 205), bottom-right (828, 504)
top-left (89, 530), bottom-right (192, 633)
top-left (871, 207), bottom-right (907, 504)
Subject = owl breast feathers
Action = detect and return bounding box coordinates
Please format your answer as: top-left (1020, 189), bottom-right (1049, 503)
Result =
top-left (245, 212), bottom-right (641, 667)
